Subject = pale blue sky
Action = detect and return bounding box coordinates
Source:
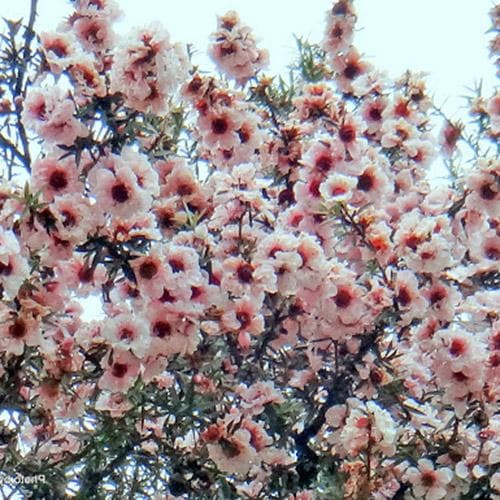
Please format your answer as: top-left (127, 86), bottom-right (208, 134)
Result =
top-left (2, 0), bottom-right (496, 116)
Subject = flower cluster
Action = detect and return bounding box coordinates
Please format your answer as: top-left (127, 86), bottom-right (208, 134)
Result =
top-left (209, 10), bottom-right (269, 84)
top-left (0, 0), bottom-right (498, 498)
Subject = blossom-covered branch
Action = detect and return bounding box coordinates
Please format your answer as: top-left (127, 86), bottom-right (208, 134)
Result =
top-left (0, 0), bottom-right (498, 498)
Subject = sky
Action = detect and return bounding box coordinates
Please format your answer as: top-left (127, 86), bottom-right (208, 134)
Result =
top-left (2, 0), bottom-right (496, 118)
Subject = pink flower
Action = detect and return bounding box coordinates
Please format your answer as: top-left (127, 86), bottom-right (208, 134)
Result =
top-left (288, 491), bottom-right (315, 500)
top-left (464, 160), bottom-right (500, 218)
top-left (221, 295), bottom-right (265, 339)
top-left (380, 117), bottom-right (417, 149)
top-left (340, 399), bottom-right (397, 456)
top-left (322, 2), bottom-right (356, 56)
top-left (88, 161), bottom-right (153, 219)
top-left (101, 313), bottom-right (150, 358)
top-left (323, 276), bottom-right (367, 327)
top-left (432, 325), bottom-right (487, 410)
top-left (236, 381), bottom-right (284, 416)
top-left (486, 92), bottom-right (500, 136)
top-left (422, 280), bottom-right (460, 323)
top-left (332, 48), bottom-right (371, 94)
top-left (69, 55), bottom-right (107, 101)
top-left (0, 312), bottom-right (41, 356)
top-left (351, 156), bottom-right (390, 206)
top-left (292, 83), bottom-right (336, 122)
top-left (320, 172), bottom-right (356, 204)
top-left (131, 247), bottom-right (169, 299)
top-left (95, 392), bottom-right (133, 418)
top-left (209, 11), bottom-right (269, 84)
top-left (65, 0), bottom-right (121, 55)
top-left (198, 107), bottom-right (243, 149)
top-left (39, 31), bottom-right (77, 73)
top-left (50, 193), bottom-right (98, 244)
top-left (221, 256), bottom-right (276, 297)
top-left (31, 156), bottom-right (83, 202)
top-left (110, 23), bottom-right (189, 114)
top-left (0, 229), bottom-right (30, 300)
top-left (468, 228), bottom-right (500, 265)
top-left (360, 96), bottom-right (387, 135)
top-left (393, 270), bottom-right (428, 325)
top-left (206, 426), bottom-right (257, 476)
top-left (254, 231), bottom-right (303, 296)
top-left (337, 113), bottom-right (365, 159)
top-left (439, 120), bottom-right (462, 156)
top-left (163, 243), bottom-right (202, 287)
top-left (145, 303), bottom-right (200, 358)
top-left (404, 459), bottom-right (453, 500)
top-left (98, 349), bottom-right (141, 393)
top-left (22, 86), bottom-right (88, 145)
top-left (394, 210), bottom-right (459, 273)
top-left (160, 159), bottom-right (202, 200)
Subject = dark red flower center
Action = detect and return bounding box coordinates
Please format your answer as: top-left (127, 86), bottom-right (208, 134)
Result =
top-left (236, 263), bottom-right (253, 283)
top-left (370, 368), bottom-right (383, 385)
top-left (404, 234), bottom-right (424, 251)
top-left (49, 170), bottom-right (68, 190)
top-left (334, 287), bottom-right (352, 308)
top-left (169, 258), bottom-right (184, 273)
top-left (278, 187), bottom-right (295, 205)
top-left (357, 172), bottom-right (375, 192)
top-left (112, 362), bottom-right (128, 378)
top-left (397, 287), bottom-right (412, 307)
top-left (429, 289), bottom-right (446, 305)
top-left (236, 311), bottom-right (251, 329)
top-left (153, 321), bottom-right (171, 338)
top-left (237, 126), bottom-right (250, 144)
top-left (452, 371), bottom-right (468, 382)
top-left (61, 210), bottom-right (76, 227)
top-left (9, 319), bottom-right (27, 339)
top-left (187, 76), bottom-right (203, 93)
top-left (332, 1), bottom-right (349, 15)
top-left (308, 178), bottom-right (322, 197)
top-left (111, 183), bottom-right (130, 203)
top-left (480, 182), bottom-right (496, 200)
top-left (343, 63), bottom-right (360, 80)
top-left (119, 328), bottom-right (134, 341)
top-left (339, 124), bottom-right (356, 143)
top-left (159, 289), bottom-right (176, 302)
top-left (158, 209), bottom-right (175, 229)
top-left (369, 106), bottom-right (382, 121)
top-left (394, 101), bottom-right (410, 118)
top-left (46, 39), bottom-right (69, 58)
top-left (139, 261), bottom-right (158, 280)
top-left (220, 43), bottom-right (236, 57)
top-left (78, 266), bottom-right (94, 283)
top-left (0, 260), bottom-right (13, 276)
top-left (485, 246), bottom-right (499, 260)
top-left (493, 332), bottom-right (500, 351)
top-left (211, 117), bottom-right (229, 135)
top-left (421, 471), bottom-right (436, 488)
top-left (449, 338), bottom-right (466, 357)
top-left (177, 183), bottom-right (194, 196)
top-left (315, 154), bottom-right (333, 172)
top-left (219, 437), bottom-right (241, 458)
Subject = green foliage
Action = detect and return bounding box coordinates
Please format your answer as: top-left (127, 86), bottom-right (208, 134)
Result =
top-left (292, 36), bottom-right (330, 83)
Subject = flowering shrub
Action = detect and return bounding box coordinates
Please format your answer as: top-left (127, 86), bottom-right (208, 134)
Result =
top-left (0, 0), bottom-right (499, 498)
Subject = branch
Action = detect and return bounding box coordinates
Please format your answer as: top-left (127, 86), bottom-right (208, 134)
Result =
top-left (15, 0), bottom-right (38, 97)
top-left (0, 133), bottom-right (30, 167)
top-left (10, 0), bottom-right (38, 174)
